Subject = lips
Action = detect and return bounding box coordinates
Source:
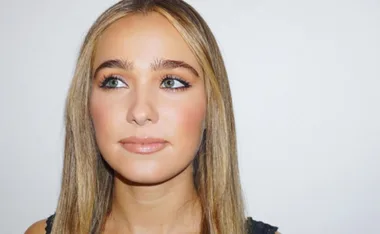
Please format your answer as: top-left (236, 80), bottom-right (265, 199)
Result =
top-left (119, 136), bottom-right (168, 154)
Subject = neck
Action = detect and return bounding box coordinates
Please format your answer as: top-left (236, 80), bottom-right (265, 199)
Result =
top-left (107, 165), bottom-right (202, 234)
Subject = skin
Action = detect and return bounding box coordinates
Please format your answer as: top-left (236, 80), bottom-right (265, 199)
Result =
top-left (90, 12), bottom-right (206, 234)
top-left (25, 12), bottom-right (205, 234)
top-left (24, 11), bottom-right (281, 234)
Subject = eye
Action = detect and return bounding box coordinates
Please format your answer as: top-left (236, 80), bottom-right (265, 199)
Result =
top-left (160, 75), bottom-right (190, 90)
top-left (100, 75), bottom-right (127, 89)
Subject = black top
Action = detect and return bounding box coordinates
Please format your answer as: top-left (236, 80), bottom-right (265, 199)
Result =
top-left (45, 214), bottom-right (278, 234)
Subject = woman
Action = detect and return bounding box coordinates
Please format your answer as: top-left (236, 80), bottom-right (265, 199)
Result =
top-left (26, 0), bottom-right (279, 233)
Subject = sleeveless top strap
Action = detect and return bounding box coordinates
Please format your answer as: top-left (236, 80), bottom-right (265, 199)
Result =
top-left (246, 217), bottom-right (279, 234)
top-left (45, 213), bottom-right (278, 234)
top-left (45, 214), bottom-right (55, 234)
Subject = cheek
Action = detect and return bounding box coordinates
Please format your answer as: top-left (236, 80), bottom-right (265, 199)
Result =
top-left (164, 98), bottom-right (206, 149)
top-left (90, 91), bottom-right (124, 143)
top-left (180, 106), bottom-right (205, 132)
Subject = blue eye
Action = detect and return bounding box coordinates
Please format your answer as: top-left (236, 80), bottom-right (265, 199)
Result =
top-left (98, 75), bottom-right (191, 91)
top-left (100, 76), bottom-right (127, 89)
top-left (160, 75), bottom-right (191, 90)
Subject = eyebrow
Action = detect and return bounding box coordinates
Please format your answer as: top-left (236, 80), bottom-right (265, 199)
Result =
top-left (93, 58), bottom-right (200, 78)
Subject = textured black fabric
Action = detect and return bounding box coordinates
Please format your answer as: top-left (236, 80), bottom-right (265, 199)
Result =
top-left (246, 217), bottom-right (279, 234)
top-left (45, 213), bottom-right (278, 234)
top-left (45, 214), bottom-right (55, 234)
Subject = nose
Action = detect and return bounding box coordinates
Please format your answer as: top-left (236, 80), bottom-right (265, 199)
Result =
top-left (126, 88), bottom-right (158, 126)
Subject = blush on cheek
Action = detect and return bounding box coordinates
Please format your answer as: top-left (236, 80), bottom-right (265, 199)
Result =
top-left (178, 103), bottom-right (206, 140)
top-left (183, 108), bottom-right (205, 129)
top-left (90, 96), bottom-right (108, 131)
top-left (90, 91), bottom-right (122, 142)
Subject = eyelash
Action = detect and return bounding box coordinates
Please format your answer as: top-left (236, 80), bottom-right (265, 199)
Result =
top-left (98, 74), bottom-right (192, 91)
top-left (99, 74), bottom-right (125, 89)
top-left (160, 75), bottom-right (191, 91)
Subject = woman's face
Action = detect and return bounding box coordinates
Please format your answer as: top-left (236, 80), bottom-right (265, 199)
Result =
top-left (90, 13), bottom-right (206, 184)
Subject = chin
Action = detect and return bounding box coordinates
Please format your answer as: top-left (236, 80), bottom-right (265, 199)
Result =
top-left (112, 157), bottom-right (188, 186)
top-left (100, 144), bottom-right (196, 186)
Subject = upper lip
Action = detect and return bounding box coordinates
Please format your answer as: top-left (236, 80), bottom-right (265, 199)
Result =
top-left (119, 136), bottom-right (167, 144)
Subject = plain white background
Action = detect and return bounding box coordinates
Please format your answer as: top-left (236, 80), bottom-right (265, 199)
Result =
top-left (0, 0), bottom-right (379, 233)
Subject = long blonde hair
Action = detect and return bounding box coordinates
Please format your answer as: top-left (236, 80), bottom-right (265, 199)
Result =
top-left (52, 0), bottom-right (246, 233)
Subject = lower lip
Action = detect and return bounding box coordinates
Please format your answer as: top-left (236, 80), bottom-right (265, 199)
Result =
top-left (121, 142), bottom-right (167, 154)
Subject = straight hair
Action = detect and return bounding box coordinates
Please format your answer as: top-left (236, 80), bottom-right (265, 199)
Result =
top-left (52, 1), bottom-right (246, 233)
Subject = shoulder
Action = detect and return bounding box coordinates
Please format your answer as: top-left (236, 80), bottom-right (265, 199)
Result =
top-left (24, 219), bottom-right (47, 234)
top-left (25, 214), bottom-right (55, 234)
top-left (246, 217), bottom-right (280, 234)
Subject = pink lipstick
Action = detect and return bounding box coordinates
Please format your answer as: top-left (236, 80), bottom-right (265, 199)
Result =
top-left (119, 136), bottom-right (168, 154)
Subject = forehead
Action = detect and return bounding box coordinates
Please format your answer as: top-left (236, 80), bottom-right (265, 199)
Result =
top-left (93, 12), bottom-right (202, 74)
